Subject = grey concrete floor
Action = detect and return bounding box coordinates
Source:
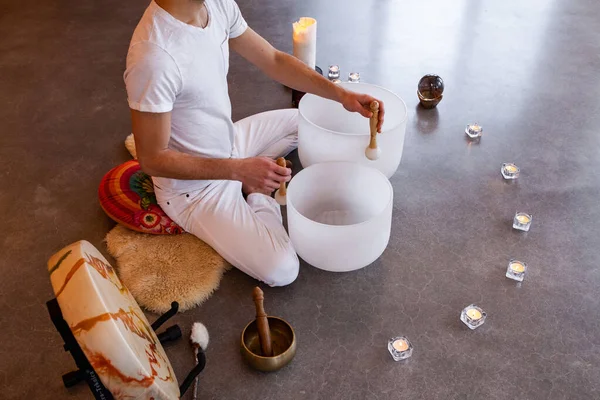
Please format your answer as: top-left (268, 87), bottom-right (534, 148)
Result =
top-left (2, 0), bottom-right (600, 399)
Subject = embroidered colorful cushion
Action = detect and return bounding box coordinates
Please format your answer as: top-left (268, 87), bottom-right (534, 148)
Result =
top-left (99, 160), bottom-right (183, 235)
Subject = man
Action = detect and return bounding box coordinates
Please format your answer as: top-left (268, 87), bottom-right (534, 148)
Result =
top-left (124, 0), bottom-right (385, 287)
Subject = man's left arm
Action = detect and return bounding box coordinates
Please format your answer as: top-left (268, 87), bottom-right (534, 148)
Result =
top-left (229, 28), bottom-right (385, 132)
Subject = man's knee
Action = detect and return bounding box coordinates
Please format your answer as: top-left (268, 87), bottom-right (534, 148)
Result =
top-left (261, 249), bottom-right (299, 287)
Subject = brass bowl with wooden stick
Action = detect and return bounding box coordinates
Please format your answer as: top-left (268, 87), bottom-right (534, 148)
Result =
top-left (240, 287), bottom-right (296, 372)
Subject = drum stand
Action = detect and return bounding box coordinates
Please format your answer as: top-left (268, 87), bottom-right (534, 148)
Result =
top-left (47, 299), bottom-right (201, 399)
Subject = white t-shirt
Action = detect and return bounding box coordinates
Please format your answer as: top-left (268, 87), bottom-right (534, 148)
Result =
top-left (124, 0), bottom-right (248, 194)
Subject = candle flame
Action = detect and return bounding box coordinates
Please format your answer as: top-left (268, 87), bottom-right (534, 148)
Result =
top-left (293, 17), bottom-right (316, 36)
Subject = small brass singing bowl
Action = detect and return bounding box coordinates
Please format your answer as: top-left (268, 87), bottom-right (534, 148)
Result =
top-left (417, 90), bottom-right (443, 109)
top-left (240, 316), bottom-right (296, 372)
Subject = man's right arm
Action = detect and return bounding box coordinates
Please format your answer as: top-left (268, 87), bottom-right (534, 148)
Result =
top-left (131, 108), bottom-right (236, 180)
top-left (130, 109), bottom-right (290, 195)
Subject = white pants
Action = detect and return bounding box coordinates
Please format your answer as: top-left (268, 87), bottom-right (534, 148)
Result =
top-left (157, 109), bottom-right (300, 287)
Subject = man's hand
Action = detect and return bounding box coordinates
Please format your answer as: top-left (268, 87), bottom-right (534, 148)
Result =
top-left (233, 157), bottom-right (291, 196)
top-left (339, 90), bottom-right (386, 133)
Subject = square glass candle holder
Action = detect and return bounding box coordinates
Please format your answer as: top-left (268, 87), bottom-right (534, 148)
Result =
top-left (465, 123), bottom-right (483, 138)
top-left (331, 79), bottom-right (342, 84)
top-left (460, 305), bottom-right (486, 330)
top-left (513, 212), bottom-right (532, 231)
top-left (506, 259), bottom-right (527, 282)
top-left (328, 65), bottom-right (340, 80)
top-left (348, 72), bottom-right (360, 83)
top-left (387, 336), bottom-right (413, 361)
top-left (501, 163), bottom-right (520, 180)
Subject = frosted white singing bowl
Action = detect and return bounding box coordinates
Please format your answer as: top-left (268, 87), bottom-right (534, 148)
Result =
top-left (287, 162), bottom-right (393, 272)
top-left (298, 83), bottom-right (408, 178)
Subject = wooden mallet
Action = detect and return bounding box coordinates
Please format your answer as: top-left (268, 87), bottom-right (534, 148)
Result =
top-left (252, 287), bottom-right (273, 357)
top-left (365, 101), bottom-right (381, 160)
top-left (274, 157), bottom-right (287, 206)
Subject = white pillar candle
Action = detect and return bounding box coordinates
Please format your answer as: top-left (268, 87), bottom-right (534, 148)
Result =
top-left (293, 17), bottom-right (317, 69)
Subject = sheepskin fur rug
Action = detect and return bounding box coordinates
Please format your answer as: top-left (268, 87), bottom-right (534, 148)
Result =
top-left (105, 225), bottom-right (230, 313)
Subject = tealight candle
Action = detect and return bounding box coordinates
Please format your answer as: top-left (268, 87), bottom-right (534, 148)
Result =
top-left (506, 259), bottom-right (528, 282)
top-left (348, 72), bottom-right (360, 83)
top-left (513, 212), bottom-right (532, 231)
top-left (328, 65), bottom-right (340, 80)
top-left (501, 163), bottom-right (520, 180)
top-left (331, 79), bottom-right (342, 84)
top-left (387, 336), bottom-right (413, 361)
top-left (465, 123), bottom-right (483, 138)
top-left (460, 304), bottom-right (487, 330)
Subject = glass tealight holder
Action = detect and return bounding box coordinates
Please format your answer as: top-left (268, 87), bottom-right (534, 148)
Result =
top-left (460, 304), bottom-right (486, 330)
top-left (465, 123), bottom-right (483, 138)
top-left (387, 336), bottom-right (413, 361)
top-left (328, 65), bottom-right (340, 80)
top-left (348, 72), bottom-right (360, 83)
top-left (332, 78), bottom-right (342, 84)
top-left (501, 163), bottom-right (520, 180)
top-left (513, 212), bottom-right (532, 231)
top-left (506, 259), bottom-right (527, 282)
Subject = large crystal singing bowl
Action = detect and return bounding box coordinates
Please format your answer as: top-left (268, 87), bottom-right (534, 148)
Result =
top-left (287, 162), bottom-right (393, 272)
top-left (298, 83), bottom-right (408, 178)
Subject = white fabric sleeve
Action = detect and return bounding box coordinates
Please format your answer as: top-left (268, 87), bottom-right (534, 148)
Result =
top-left (124, 42), bottom-right (182, 113)
top-left (226, 0), bottom-right (248, 38)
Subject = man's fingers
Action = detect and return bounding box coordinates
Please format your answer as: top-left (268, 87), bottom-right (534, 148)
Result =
top-left (378, 100), bottom-right (385, 132)
top-left (358, 104), bottom-right (372, 118)
top-left (377, 115), bottom-right (385, 132)
top-left (269, 171), bottom-right (291, 183)
top-left (272, 164), bottom-right (291, 176)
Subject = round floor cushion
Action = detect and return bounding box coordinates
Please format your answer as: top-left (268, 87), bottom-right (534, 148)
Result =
top-left (105, 225), bottom-right (230, 313)
top-left (99, 160), bottom-right (183, 235)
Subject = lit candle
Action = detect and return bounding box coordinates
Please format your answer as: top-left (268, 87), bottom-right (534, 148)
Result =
top-left (465, 123), bottom-right (483, 138)
top-left (513, 212), bottom-right (532, 231)
top-left (328, 64), bottom-right (340, 80)
top-left (332, 79), bottom-right (342, 84)
top-left (461, 304), bottom-right (487, 330)
top-left (348, 72), bottom-right (360, 83)
top-left (501, 163), bottom-right (520, 180)
top-left (292, 18), bottom-right (317, 70)
top-left (506, 259), bottom-right (528, 282)
top-left (387, 336), bottom-right (413, 361)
